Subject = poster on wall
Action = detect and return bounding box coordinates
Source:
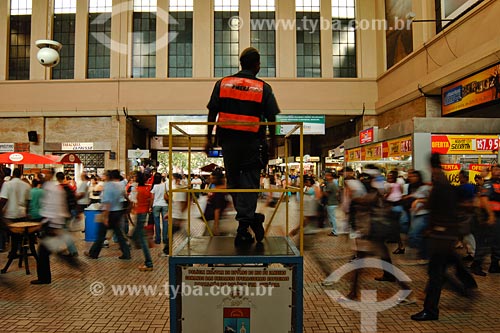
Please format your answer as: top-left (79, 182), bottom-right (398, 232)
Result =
top-left (442, 63), bottom-right (500, 115)
top-left (180, 266), bottom-right (293, 332)
top-left (385, 0), bottom-right (413, 69)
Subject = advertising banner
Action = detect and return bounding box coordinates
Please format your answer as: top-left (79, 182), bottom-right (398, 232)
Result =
top-left (364, 143), bottom-right (383, 161)
top-left (431, 135), bottom-right (499, 155)
top-left (469, 164), bottom-right (491, 184)
top-left (442, 63), bottom-right (500, 115)
top-left (387, 136), bottom-right (412, 158)
top-left (441, 163), bottom-right (461, 185)
top-left (346, 148), bottom-right (361, 162)
top-left (181, 266), bottom-right (293, 332)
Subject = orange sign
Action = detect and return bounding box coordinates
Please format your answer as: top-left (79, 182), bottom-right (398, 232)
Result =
top-left (442, 63), bottom-right (500, 115)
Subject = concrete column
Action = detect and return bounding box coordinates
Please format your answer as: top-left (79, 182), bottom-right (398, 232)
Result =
top-left (357, 0), bottom-right (382, 78)
top-left (0, 1), bottom-right (9, 80)
top-left (320, 0), bottom-right (333, 78)
top-left (74, 0), bottom-right (89, 79)
top-left (239, 0), bottom-right (250, 53)
top-left (412, 0), bottom-right (436, 48)
top-left (120, 0), bottom-right (131, 78)
top-left (374, 0), bottom-right (386, 75)
top-left (110, 0), bottom-right (129, 78)
top-left (156, 0), bottom-right (169, 78)
top-left (30, 0), bottom-right (50, 80)
top-left (276, 0), bottom-right (296, 77)
top-left (193, 0), bottom-right (212, 77)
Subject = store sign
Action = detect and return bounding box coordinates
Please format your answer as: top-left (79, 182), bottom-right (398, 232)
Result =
top-left (61, 142), bottom-right (93, 151)
top-left (295, 156), bottom-right (320, 162)
top-left (442, 63), bottom-right (500, 115)
top-left (441, 164), bottom-right (461, 185)
top-left (127, 149), bottom-right (150, 159)
top-left (431, 135), bottom-right (499, 155)
top-left (276, 115), bottom-right (325, 135)
top-left (181, 266), bottom-right (293, 332)
top-left (359, 127), bottom-right (376, 144)
top-left (0, 143), bottom-right (15, 153)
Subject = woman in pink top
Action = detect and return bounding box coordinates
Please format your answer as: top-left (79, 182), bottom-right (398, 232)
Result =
top-left (385, 170), bottom-right (409, 254)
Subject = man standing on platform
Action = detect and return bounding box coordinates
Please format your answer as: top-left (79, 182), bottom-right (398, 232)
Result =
top-left (206, 47), bottom-right (280, 247)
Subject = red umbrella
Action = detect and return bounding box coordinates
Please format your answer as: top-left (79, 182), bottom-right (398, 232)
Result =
top-left (45, 153), bottom-right (82, 164)
top-left (0, 152), bottom-right (56, 165)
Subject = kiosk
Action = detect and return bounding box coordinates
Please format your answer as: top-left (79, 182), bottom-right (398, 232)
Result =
top-left (168, 122), bottom-right (305, 333)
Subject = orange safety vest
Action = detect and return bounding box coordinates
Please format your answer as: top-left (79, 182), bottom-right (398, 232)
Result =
top-left (490, 183), bottom-right (500, 211)
top-left (217, 77), bottom-right (264, 133)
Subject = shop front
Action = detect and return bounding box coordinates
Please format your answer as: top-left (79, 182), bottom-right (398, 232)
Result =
top-left (344, 118), bottom-right (500, 182)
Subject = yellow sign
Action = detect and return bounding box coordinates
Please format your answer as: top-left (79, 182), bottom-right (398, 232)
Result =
top-left (441, 163), bottom-right (461, 186)
top-left (469, 164), bottom-right (491, 184)
top-left (432, 135), bottom-right (499, 155)
top-left (387, 136), bottom-right (412, 158)
top-left (364, 144), bottom-right (382, 161)
top-left (346, 148), bottom-right (361, 162)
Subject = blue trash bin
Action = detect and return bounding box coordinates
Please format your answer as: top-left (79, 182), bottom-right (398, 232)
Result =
top-left (84, 209), bottom-right (101, 242)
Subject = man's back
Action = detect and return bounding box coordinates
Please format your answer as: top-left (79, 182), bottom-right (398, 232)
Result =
top-left (0, 178), bottom-right (31, 219)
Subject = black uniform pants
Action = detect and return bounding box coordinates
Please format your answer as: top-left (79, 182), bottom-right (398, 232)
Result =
top-left (221, 139), bottom-right (261, 234)
top-left (423, 238), bottom-right (477, 316)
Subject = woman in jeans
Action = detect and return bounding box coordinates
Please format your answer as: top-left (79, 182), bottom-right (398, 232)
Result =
top-left (131, 172), bottom-right (153, 271)
top-left (150, 173), bottom-right (168, 245)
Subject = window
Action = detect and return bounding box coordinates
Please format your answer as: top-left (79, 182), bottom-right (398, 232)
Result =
top-left (132, 0), bottom-right (157, 78)
top-left (250, 0), bottom-right (275, 77)
top-left (296, 0), bottom-right (321, 77)
top-left (214, 0), bottom-right (239, 77)
top-left (168, 0), bottom-right (193, 77)
top-left (438, 0), bottom-right (482, 31)
top-left (87, 0), bottom-right (112, 78)
top-left (332, 0), bottom-right (356, 77)
top-left (52, 0), bottom-right (76, 79)
top-left (9, 0), bottom-right (32, 80)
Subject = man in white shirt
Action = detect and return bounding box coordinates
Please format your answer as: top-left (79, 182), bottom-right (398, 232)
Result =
top-left (0, 168), bottom-right (31, 252)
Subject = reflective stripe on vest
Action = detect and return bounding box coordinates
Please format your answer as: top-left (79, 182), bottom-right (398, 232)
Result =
top-left (219, 77), bottom-right (264, 103)
top-left (217, 112), bottom-right (260, 133)
top-left (490, 183), bottom-right (500, 211)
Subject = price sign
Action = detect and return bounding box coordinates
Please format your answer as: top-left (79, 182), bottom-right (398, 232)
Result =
top-left (476, 138), bottom-right (499, 151)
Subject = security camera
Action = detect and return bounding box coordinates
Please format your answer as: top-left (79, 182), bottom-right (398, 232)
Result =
top-left (35, 40), bottom-right (62, 67)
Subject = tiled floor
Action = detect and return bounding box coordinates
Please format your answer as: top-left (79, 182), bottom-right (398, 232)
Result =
top-left (1, 199), bottom-right (499, 332)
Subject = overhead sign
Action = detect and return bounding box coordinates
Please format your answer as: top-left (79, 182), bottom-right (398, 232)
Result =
top-left (346, 148), bottom-right (361, 162)
top-left (61, 142), bottom-right (93, 151)
top-left (442, 63), bottom-right (500, 115)
top-left (431, 135), bottom-right (499, 155)
top-left (127, 149), bottom-right (150, 159)
top-left (276, 115), bottom-right (325, 135)
top-left (157, 115), bottom-right (208, 135)
top-left (0, 143), bottom-right (15, 153)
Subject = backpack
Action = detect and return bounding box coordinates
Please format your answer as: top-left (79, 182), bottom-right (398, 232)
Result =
top-left (61, 184), bottom-right (77, 214)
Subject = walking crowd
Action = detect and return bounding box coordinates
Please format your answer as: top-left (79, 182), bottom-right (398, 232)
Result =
top-left (1, 152), bottom-right (499, 323)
